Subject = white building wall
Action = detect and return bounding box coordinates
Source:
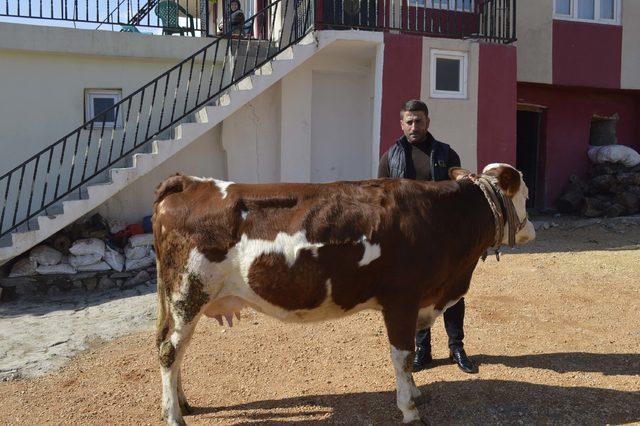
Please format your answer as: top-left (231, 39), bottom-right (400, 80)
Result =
top-left (0, 22), bottom-right (217, 175)
top-left (222, 83), bottom-right (282, 183)
top-left (94, 126), bottom-right (226, 223)
top-left (1, 26), bottom-right (382, 226)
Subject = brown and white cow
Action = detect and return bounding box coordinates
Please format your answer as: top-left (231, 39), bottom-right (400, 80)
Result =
top-left (153, 163), bottom-right (535, 425)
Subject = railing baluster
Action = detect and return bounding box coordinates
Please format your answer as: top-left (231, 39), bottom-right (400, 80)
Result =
top-left (40, 146), bottom-right (55, 211)
top-left (195, 49), bottom-right (208, 106)
top-left (170, 64), bottom-right (184, 123)
top-left (81, 121), bottom-right (95, 182)
top-left (1, 174), bottom-right (13, 234)
top-left (94, 112), bottom-right (108, 174)
top-left (11, 166), bottom-right (26, 229)
top-left (26, 156), bottom-right (41, 219)
top-left (206, 40), bottom-right (221, 98)
top-left (68, 131), bottom-right (81, 192)
top-left (53, 138), bottom-right (68, 199)
top-left (159, 73), bottom-right (171, 131)
top-left (133, 88), bottom-right (146, 149)
top-left (183, 56), bottom-right (196, 115)
top-left (146, 80), bottom-right (159, 140)
top-left (107, 104), bottom-right (120, 163)
top-left (120, 98), bottom-right (133, 157)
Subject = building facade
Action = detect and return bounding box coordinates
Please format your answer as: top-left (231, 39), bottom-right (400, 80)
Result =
top-left (516, 0), bottom-right (640, 209)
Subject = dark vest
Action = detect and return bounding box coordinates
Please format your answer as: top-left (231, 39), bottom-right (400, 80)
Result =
top-left (388, 135), bottom-right (452, 182)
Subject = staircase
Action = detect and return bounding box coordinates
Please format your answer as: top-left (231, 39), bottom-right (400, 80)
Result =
top-left (0, 0), bottom-right (319, 265)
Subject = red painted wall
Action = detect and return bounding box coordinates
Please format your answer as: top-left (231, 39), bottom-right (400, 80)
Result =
top-left (553, 20), bottom-right (622, 89)
top-left (518, 83), bottom-right (640, 209)
top-left (379, 33), bottom-right (423, 155)
top-left (477, 43), bottom-right (517, 171)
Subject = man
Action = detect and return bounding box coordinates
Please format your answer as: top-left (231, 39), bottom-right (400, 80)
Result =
top-left (378, 99), bottom-right (477, 374)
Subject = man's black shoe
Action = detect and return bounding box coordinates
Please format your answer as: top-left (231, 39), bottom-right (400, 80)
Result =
top-left (449, 348), bottom-right (478, 374)
top-left (412, 347), bottom-right (433, 372)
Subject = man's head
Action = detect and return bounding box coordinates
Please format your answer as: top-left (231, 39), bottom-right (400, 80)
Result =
top-left (400, 100), bottom-right (430, 144)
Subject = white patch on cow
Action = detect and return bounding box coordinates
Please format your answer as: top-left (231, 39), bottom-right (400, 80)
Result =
top-left (482, 163), bottom-right (507, 174)
top-left (161, 366), bottom-right (179, 423)
top-left (417, 298), bottom-right (462, 329)
top-left (241, 209), bottom-right (249, 220)
top-left (358, 236), bottom-right (381, 267)
top-left (181, 237), bottom-right (383, 326)
top-left (481, 163), bottom-right (535, 246)
top-left (191, 176), bottom-right (234, 199)
top-left (416, 305), bottom-right (438, 329)
top-left (236, 231), bottom-right (323, 271)
top-left (390, 345), bottom-right (421, 423)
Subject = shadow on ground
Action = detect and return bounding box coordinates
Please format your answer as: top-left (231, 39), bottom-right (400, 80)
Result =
top-left (476, 352), bottom-right (640, 376)
top-left (189, 377), bottom-right (640, 425)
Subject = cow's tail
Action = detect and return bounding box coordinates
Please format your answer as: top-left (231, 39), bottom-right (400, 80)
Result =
top-left (154, 173), bottom-right (187, 205)
top-left (155, 260), bottom-right (172, 350)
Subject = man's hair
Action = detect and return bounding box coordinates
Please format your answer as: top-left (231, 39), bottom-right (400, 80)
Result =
top-left (400, 100), bottom-right (429, 118)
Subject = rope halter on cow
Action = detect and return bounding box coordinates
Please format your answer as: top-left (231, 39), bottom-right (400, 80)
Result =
top-left (468, 174), bottom-right (528, 261)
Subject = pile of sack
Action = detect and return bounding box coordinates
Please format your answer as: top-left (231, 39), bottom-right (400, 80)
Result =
top-left (558, 144), bottom-right (640, 217)
top-left (9, 235), bottom-right (156, 277)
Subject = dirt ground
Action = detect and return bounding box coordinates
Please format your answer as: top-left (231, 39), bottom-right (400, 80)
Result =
top-left (1, 216), bottom-right (639, 425)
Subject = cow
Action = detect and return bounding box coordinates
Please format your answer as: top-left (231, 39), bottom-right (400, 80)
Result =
top-left (152, 163), bottom-right (535, 425)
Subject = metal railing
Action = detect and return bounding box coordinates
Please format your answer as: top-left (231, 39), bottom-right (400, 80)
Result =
top-left (1, 0), bottom-right (209, 35)
top-left (0, 0), bottom-right (313, 240)
top-left (317, 0), bottom-right (515, 43)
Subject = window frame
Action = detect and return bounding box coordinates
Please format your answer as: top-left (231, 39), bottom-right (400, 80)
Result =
top-left (430, 49), bottom-right (468, 100)
top-left (84, 89), bottom-right (122, 128)
top-left (553, 0), bottom-right (621, 25)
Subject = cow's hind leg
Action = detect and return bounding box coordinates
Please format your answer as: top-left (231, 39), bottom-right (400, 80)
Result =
top-left (382, 299), bottom-right (424, 424)
top-left (158, 272), bottom-right (209, 426)
top-left (159, 318), bottom-right (198, 426)
top-left (177, 369), bottom-right (192, 414)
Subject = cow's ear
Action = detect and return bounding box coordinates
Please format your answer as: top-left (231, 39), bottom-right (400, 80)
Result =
top-left (449, 167), bottom-right (471, 181)
top-left (485, 165), bottom-right (521, 197)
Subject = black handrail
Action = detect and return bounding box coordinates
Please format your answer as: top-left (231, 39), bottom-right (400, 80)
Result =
top-left (0, 0), bottom-right (314, 240)
top-left (1, 0), bottom-right (208, 35)
top-left (317, 0), bottom-right (516, 44)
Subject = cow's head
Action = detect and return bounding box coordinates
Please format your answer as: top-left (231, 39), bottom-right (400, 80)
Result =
top-left (450, 163), bottom-right (536, 246)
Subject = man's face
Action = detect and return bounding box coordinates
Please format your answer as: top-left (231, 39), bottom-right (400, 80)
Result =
top-left (400, 110), bottom-right (430, 144)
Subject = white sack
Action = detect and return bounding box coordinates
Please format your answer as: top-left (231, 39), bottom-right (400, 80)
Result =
top-left (69, 238), bottom-right (105, 258)
top-left (125, 244), bottom-right (149, 260)
top-left (126, 255), bottom-right (155, 271)
top-left (76, 261), bottom-right (112, 272)
top-left (69, 253), bottom-right (102, 268)
top-left (588, 145), bottom-right (640, 167)
top-left (29, 245), bottom-right (63, 266)
top-left (129, 233), bottom-right (154, 247)
top-left (104, 246), bottom-right (125, 272)
top-left (36, 263), bottom-right (77, 275)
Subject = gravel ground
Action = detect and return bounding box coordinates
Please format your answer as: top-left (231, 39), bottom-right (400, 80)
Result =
top-left (0, 217), bottom-right (638, 425)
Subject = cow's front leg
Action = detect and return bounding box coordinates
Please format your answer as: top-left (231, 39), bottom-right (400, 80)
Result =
top-left (382, 299), bottom-right (424, 424)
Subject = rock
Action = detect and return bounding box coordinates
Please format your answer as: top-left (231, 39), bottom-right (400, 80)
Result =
top-left (48, 285), bottom-right (63, 297)
top-left (123, 270), bottom-right (150, 289)
top-left (72, 280), bottom-right (85, 292)
top-left (98, 277), bottom-right (117, 290)
top-left (85, 277), bottom-right (98, 292)
top-left (110, 272), bottom-right (133, 279)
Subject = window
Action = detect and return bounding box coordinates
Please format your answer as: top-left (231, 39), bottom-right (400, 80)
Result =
top-left (410, 0), bottom-right (473, 12)
top-left (554, 0), bottom-right (620, 24)
top-left (430, 49), bottom-right (467, 99)
top-left (84, 89), bottom-right (122, 128)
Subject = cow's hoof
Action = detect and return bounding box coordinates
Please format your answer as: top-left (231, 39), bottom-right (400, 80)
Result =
top-left (162, 410), bottom-right (187, 426)
top-left (413, 392), bottom-right (431, 406)
top-left (166, 418), bottom-right (187, 426)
